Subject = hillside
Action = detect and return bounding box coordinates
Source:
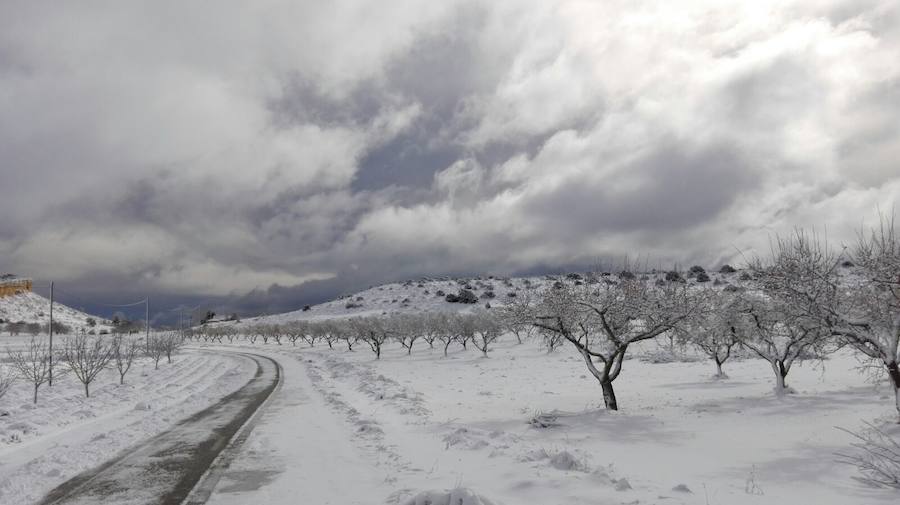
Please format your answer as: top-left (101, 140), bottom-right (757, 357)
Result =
top-left (237, 267), bottom-right (750, 327)
top-left (0, 291), bottom-right (112, 334)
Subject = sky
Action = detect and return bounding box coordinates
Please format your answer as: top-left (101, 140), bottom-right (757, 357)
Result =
top-left (1, 0), bottom-right (899, 323)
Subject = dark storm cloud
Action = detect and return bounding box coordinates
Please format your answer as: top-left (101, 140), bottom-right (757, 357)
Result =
top-left (524, 141), bottom-right (758, 236)
top-left (1, 0), bottom-right (899, 321)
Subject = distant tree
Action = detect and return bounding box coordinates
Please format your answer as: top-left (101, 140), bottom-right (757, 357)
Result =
top-left (64, 334), bottom-right (114, 397)
top-left (112, 335), bottom-right (139, 385)
top-left (7, 338), bottom-right (52, 403)
top-left (143, 334), bottom-right (165, 369)
top-left (86, 317), bottom-right (97, 327)
top-left (351, 317), bottom-right (392, 359)
top-left (26, 323), bottom-right (41, 336)
top-left (684, 289), bottom-right (745, 378)
top-left (395, 314), bottom-right (423, 355)
top-left (470, 311), bottom-right (502, 357)
top-left (0, 364), bottom-right (15, 402)
top-left (160, 332), bottom-right (183, 363)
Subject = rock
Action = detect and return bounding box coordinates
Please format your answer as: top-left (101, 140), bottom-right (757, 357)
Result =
top-left (672, 484), bottom-right (692, 493)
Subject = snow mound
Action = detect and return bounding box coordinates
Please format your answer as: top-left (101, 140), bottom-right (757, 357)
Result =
top-left (401, 487), bottom-right (497, 505)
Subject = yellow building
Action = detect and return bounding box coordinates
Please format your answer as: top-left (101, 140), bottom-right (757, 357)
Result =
top-left (0, 275), bottom-right (32, 298)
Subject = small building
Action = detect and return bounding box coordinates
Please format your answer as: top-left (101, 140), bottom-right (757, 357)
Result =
top-left (0, 274), bottom-right (33, 298)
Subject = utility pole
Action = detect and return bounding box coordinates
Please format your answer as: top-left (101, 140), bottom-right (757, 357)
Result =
top-left (49, 281), bottom-right (54, 387)
top-left (145, 296), bottom-right (150, 341)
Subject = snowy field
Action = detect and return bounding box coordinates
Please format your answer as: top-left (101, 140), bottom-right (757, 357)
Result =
top-left (0, 344), bottom-right (256, 504)
top-left (197, 337), bottom-right (900, 505)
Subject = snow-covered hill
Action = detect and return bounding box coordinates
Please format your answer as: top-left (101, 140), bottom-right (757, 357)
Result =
top-left (237, 268), bottom-right (749, 328)
top-left (0, 291), bottom-right (111, 333)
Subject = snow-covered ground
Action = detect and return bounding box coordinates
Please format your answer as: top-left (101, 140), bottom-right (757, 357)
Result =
top-left (197, 337), bottom-right (900, 505)
top-left (0, 292), bottom-right (112, 333)
top-left (0, 346), bottom-right (256, 504)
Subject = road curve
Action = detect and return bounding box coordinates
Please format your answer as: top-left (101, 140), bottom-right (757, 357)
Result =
top-left (37, 350), bottom-right (281, 505)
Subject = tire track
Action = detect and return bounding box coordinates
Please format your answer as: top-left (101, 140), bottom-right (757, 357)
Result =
top-left (37, 351), bottom-right (281, 505)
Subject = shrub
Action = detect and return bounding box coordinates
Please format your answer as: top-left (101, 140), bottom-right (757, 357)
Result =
top-left (719, 264), bottom-right (737, 273)
top-left (665, 270), bottom-right (684, 282)
top-left (688, 265), bottom-right (706, 275)
top-left (445, 293), bottom-right (460, 303)
top-left (695, 272), bottom-right (711, 282)
top-left (457, 289), bottom-right (478, 304)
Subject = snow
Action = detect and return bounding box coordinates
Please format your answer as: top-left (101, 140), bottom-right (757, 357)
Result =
top-left (0, 347), bottom-right (256, 504)
top-left (0, 292), bottom-right (113, 333)
top-left (197, 336), bottom-right (900, 504)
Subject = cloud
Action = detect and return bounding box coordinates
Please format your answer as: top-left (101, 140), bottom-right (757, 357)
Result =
top-left (0, 0), bottom-right (898, 320)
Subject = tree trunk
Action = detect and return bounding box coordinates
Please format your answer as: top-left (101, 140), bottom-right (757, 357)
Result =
top-left (600, 380), bottom-right (618, 411)
top-left (443, 340), bottom-right (451, 357)
top-left (33, 384), bottom-right (39, 404)
top-left (120, 373), bottom-right (125, 385)
top-left (85, 382), bottom-right (90, 398)
top-left (715, 359), bottom-right (724, 378)
top-left (887, 361), bottom-right (900, 423)
top-left (773, 360), bottom-right (789, 395)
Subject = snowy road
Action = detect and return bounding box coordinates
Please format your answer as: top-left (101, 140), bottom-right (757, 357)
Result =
top-left (201, 348), bottom-right (389, 505)
top-left (36, 351), bottom-right (280, 505)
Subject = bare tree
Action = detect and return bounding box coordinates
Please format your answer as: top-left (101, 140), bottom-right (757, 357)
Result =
top-left (450, 313), bottom-right (476, 352)
top-left (112, 335), bottom-right (140, 385)
top-left (64, 334), bottom-right (114, 398)
top-left (747, 230), bottom-right (838, 395)
top-left (471, 311), bottom-right (501, 357)
top-left (336, 321), bottom-right (358, 351)
top-left (144, 334), bottom-right (165, 369)
top-left (318, 322), bottom-right (338, 349)
top-left (7, 338), bottom-right (52, 403)
top-left (160, 332), bottom-right (183, 364)
top-left (499, 289), bottom-right (537, 345)
top-left (432, 314), bottom-right (457, 357)
top-left (837, 422), bottom-right (900, 489)
top-left (395, 314), bottom-right (422, 355)
top-left (284, 322), bottom-right (305, 346)
top-left (421, 314), bottom-right (440, 350)
top-left (827, 216), bottom-right (900, 422)
top-left (0, 364), bottom-right (15, 401)
top-left (685, 289), bottom-right (746, 379)
top-left (741, 297), bottom-right (830, 395)
top-left (528, 277), bottom-right (699, 410)
top-left (351, 317), bottom-right (391, 359)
